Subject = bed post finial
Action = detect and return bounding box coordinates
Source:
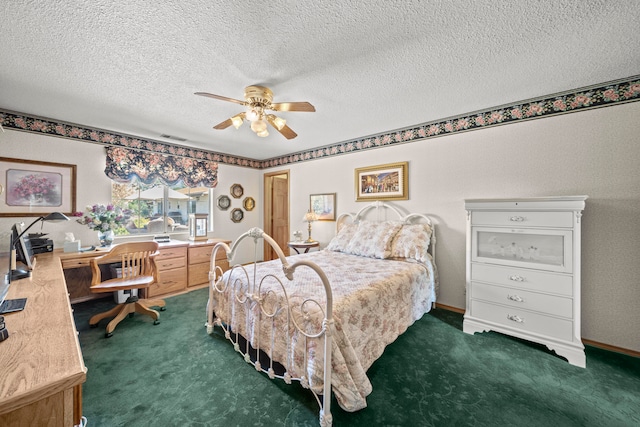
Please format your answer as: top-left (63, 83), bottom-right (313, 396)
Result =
top-left (247, 227), bottom-right (264, 240)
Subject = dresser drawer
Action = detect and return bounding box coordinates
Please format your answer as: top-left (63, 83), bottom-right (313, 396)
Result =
top-left (471, 211), bottom-right (573, 228)
top-left (471, 263), bottom-right (573, 296)
top-left (157, 246), bottom-right (187, 261)
top-left (155, 256), bottom-right (186, 271)
top-left (188, 259), bottom-right (229, 286)
top-left (60, 258), bottom-right (92, 269)
top-left (148, 267), bottom-right (187, 297)
top-left (470, 282), bottom-right (572, 318)
top-left (471, 227), bottom-right (573, 273)
top-left (188, 244), bottom-right (227, 265)
top-left (470, 300), bottom-right (573, 342)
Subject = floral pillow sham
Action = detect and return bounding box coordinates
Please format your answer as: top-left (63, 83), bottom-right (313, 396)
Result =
top-left (389, 223), bottom-right (432, 263)
top-left (343, 220), bottom-right (403, 259)
top-left (326, 222), bottom-right (358, 252)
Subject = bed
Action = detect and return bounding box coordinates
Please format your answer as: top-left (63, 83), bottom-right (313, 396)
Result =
top-left (205, 201), bottom-right (437, 426)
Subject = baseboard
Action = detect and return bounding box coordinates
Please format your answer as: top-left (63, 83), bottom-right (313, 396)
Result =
top-left (582, 339), bottom-right (640, 358)
top-left (435, 302), bottom-right (465, 314)
top-left (435, 303), bottom-right (640, 359)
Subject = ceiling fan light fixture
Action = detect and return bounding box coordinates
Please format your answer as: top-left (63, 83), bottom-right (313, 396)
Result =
top-left (196, 85), bottom-right (314, 140)
top-left (251, 119), bottom-right (267, 133)
top-left (246, 107), bottom-right (259, 122)
top-left (230, 114), bottom-right (244, 129)
top-left (271, 116), bottom-right (286, 130)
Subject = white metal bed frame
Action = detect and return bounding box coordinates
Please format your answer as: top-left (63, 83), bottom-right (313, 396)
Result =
top-left (205, 202), bottom-right (436, 426)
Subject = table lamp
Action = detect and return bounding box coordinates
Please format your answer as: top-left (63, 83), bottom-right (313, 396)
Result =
top-left (303, 209), bottom-right (318, 243)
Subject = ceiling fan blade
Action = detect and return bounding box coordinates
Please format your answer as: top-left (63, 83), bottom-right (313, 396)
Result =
top-left (213, 118), bottom-right (233, 130)
top-left (270, 101), bottom-right (316, 112)
top-left (195, 92), bottom-right (246, 106)
top-left (275, 123), bottom-right (298, 139)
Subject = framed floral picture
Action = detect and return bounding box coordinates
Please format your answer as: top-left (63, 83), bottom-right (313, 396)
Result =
top-left (355, 161), bottom-right (408, 202)
top-left (0, 157), bottom-right (77, 217)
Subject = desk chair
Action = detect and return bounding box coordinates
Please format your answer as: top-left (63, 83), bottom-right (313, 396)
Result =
top-left (89, 241), bottom-right (166, 337)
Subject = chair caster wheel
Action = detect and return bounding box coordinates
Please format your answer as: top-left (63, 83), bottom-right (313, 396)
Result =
top-left (154, 320), bottom-right (160, 325)
top-left (160, 307), bottom-right (166, 311)
top-left (105, 332), bottom-right (113, 338)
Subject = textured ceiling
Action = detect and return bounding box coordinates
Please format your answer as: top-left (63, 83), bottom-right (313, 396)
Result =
top-left (1, 1), bottom-right (639, 160)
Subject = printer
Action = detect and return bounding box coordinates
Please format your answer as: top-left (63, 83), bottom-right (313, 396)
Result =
top-left (28, 233), bottom-right (54, 254)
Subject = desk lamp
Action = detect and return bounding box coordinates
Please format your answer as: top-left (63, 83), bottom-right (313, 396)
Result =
top-left (9, 212), bottom-right (69, 282)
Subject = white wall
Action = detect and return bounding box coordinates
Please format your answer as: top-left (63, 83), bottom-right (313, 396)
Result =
top-left (267, 101), bottom-right (640, 353)
top-left (209, 163), bottom-right (261, 263)
top-left (2, 101), bottom-right (639, 352)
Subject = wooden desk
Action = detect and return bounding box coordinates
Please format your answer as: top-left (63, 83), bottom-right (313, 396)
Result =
top-left (0, 250), bottom-right (86, 426)
top-left (60, 239), bottom-right (231, 303)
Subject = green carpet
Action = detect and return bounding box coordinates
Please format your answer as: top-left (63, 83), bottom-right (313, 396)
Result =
top-left (73, 288), bottom-right (640, 426)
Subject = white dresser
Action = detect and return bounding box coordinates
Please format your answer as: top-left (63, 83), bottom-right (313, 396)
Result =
top-left (463, 196), bottom-right (587, 367)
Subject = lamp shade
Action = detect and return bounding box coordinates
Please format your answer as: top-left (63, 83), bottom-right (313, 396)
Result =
top-left (43, 212), bottom-right (70, 222)
top-left (304, 210), bottom-right (318, 222)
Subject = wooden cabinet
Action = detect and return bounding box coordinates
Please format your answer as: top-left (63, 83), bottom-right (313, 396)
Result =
top-left (463, 196), bottom-right (587, 367)
top-left (147, 243), bottom-right (188, 298)
top-left (188, 239), bottom-right (230, 287)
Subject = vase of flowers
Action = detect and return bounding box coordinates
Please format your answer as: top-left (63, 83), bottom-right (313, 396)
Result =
top-left (98, 229), bottom-right (115, 246)
top-left (74, 204), bottom-right (125, 246)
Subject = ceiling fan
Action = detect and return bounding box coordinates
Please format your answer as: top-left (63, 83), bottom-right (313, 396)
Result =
top-left (195, 85), bottom-right (315, 139)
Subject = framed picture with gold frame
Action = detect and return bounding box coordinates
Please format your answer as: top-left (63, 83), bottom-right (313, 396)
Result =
top-left (355, 161), bottom-right (408, 202)
top-left (243, 196), bottom-right (255, 211)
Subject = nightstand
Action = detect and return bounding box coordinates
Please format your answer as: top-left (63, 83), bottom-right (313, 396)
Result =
top-left (287, 241), bottom-right (320, 254)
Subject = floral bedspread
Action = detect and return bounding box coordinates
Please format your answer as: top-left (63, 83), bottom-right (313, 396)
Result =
top-left (209, 250), bottom-right (436, 412)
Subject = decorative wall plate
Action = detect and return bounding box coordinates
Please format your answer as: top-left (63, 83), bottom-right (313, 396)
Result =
top-left (230, 183), bottom-right (244, 198)
top-left (243, 196), bottom-right (255, 211)
top-left (231, 208), bottom-right (244, 223)
top-left (217, 195), bottom-right (231, 210)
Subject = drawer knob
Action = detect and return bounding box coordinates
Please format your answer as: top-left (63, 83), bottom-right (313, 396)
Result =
top-left (508, 274), bottom-right (525, 282)
top-left (507, 294), bottom-right (524, 302)
top-left (507, 314), bottom-right (525, 323)
top-left (509, 216), bottom-right (525, 222)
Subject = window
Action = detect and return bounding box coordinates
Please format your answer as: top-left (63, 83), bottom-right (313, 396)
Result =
top-left (112, 181), bottom-right (212, 236)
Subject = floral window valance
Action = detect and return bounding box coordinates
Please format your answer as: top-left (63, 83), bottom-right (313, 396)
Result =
top-left (105, 146), bottom-right (218, 187)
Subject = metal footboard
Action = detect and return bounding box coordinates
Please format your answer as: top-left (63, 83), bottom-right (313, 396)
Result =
top-left (205, 227), bottom-right (334, 427)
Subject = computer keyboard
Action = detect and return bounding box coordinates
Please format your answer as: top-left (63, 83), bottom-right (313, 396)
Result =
top-left (0, 298), bottom-right (27, 314)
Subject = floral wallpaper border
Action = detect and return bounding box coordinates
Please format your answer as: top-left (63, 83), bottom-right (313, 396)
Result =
top-left (1, 75), bottom-right (638, 170)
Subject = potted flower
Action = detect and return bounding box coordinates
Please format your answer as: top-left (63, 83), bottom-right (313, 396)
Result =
top-left (74, 204), bottom-right (126, 246)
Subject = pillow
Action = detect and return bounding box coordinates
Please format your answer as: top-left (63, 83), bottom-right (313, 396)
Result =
top-left (389, 223), bottom-right (433, 262)
top-left (326, 222), bottom-right (357, 252)
top-left (344, 220), bottom-right (403, 259)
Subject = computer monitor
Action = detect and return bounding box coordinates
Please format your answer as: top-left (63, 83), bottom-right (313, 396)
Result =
top-left (0, 276), bottom-right (9, 307)
top-left (10, 223), bottom-right (34, 280)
